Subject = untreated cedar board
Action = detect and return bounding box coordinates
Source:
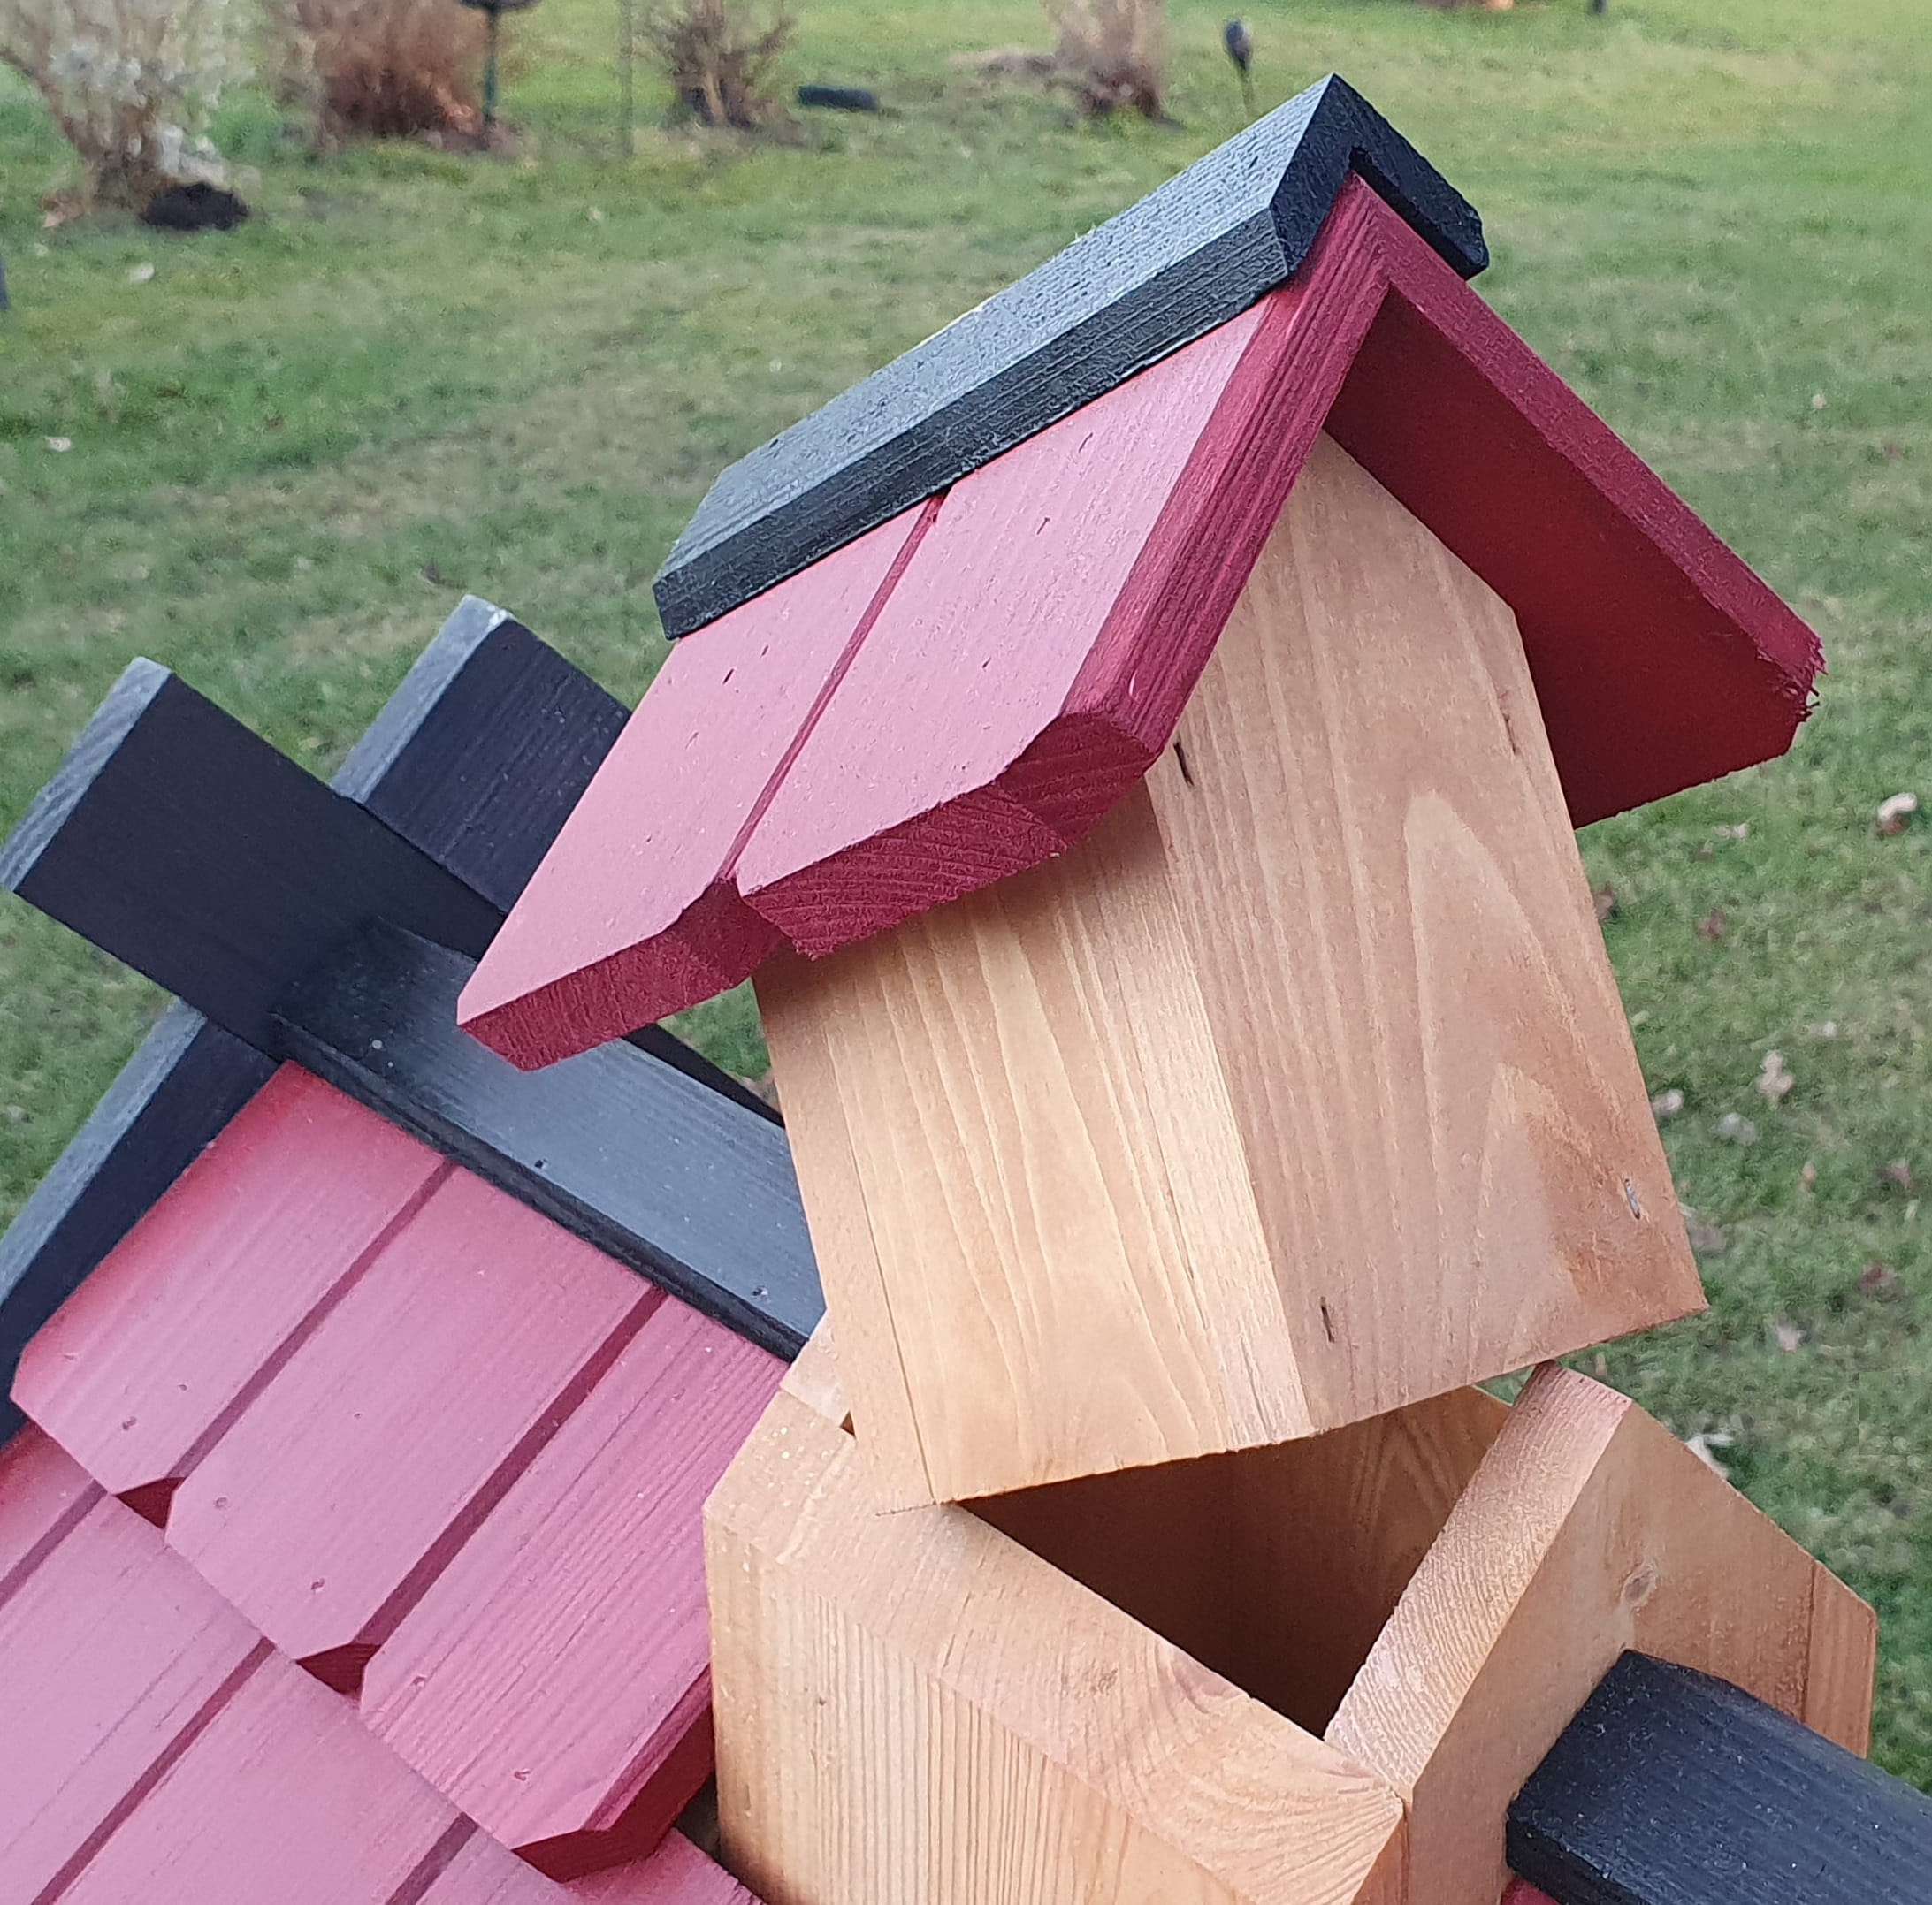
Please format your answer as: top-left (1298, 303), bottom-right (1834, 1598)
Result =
top-left (458, 509), bottom-right (931, 1063)
top-left (653, 73), bottom-right (1485, 637)
top-left (363, 1298), bottom-right (783, 1879)
top-left (55, 1644), bottom-right (462, 1905)
top-left (0, 1484), bottom-right (261, 1905)
top-left (1325, 1364), bottom-right (1875, 1905)
top-left (277, 922), bottom-right (821, 1357)
top-left (705, 1386), bottom-right (1408, 1905)
top-left (977, 1383), bottom-right (1508, 1741)
top-left (12, 1065), bottom-right (447, 1511)
top-left (757, 434), bottom-right (1700, 1505)
top-left (1508, 1651), bottom-right (1931, 1905)
top-left (166, 1170), bottom-right (658, 1687)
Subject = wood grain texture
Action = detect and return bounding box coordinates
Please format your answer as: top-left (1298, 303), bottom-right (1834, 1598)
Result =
top-left (706, 1387), bottom-right (1409, 1905)
top-left (0, 1006), bottom-right (272, 1447)
top-left (1325, 1365), bottom-right (1875, 1905)
top-left (55, 1644), bottom-right (460, 1905)
top-left (0, 600), bottom-right (753, 1434)
top-left (166, 1169), bottom-right (656, 1687)
top-left (278, 922), bottom-right (821, 1357)
top-left (0, 1487), bottom-right (261, 1905)
top-left (1327, 187), bottom-right (1820, 827)
top-left (425, 1828), bottom-right (762, 1905)
top-left (976, 1383), bottom-right (1506, 1741)
top-left (1507, 1650), bottom-right (1931, 1905)
top-left (12, 1064), bottom-right (447, 1509)
top-left (459, 510), bottom-right (929, 1064)
top-left (467, 180), bottom-right (1816, 1059)
top-left (758, 435), bottom-right (1700, 1505)
top-left (1806, 1566), bottom-right (1881, 1755)
top-left (0, 1422), bottom-right (101, 1599)
top-left (654, 73), bottom-right (1485, 638)
top-left (363, 1298), bottom-right (783, 1878)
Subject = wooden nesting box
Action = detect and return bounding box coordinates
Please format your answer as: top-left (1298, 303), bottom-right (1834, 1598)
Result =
top-left (458, 80), bottom-right (1818, 1507)
top-left (704, 1339), bottom-right (1873, 1905)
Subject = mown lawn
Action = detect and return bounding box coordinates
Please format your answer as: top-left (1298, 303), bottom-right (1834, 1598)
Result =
top-left (4, 0), bottom-right (1930, 1779)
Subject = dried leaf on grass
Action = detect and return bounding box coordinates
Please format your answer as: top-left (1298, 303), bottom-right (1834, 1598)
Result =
top-left (1684, 1430), bottom-right (1734, 1478)
top-left (1876, 791), bottom-right (1919, 835)
top-left (1757, 1049), bottom-right (1795, 1105)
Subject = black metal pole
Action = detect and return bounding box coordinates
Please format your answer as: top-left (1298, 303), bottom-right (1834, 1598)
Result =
top-left (483, 4), bottom-right (502, 136)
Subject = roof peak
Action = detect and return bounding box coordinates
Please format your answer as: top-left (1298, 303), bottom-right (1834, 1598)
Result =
top-left (653, 73), bottom-right (1485, 640)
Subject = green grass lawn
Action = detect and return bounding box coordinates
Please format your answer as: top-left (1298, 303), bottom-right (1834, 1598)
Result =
top-left (4, 0), bottom-right (1930, 1779)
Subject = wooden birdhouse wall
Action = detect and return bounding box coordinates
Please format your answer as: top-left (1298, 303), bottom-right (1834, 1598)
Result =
top-left (759, 435), bottom-right (1703, 1509)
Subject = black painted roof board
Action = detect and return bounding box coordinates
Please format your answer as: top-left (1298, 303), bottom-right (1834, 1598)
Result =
top-left (274, 922), bottom-right (821, 1357)
top-left (653, 72), bottom-right (1485, 638)
top-left (1508, 1651), bottom-right (1932, 1905)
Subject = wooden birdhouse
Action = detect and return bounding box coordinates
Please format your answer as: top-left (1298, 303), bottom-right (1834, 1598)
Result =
top-left (0, 76), bottom-right (1921, 1905)
top-left (457, 77), bottom-right (1818, 1509)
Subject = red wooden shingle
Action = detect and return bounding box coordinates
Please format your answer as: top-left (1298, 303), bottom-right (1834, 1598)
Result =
top-left (54, 1647), bottom-right (461, 1905)
top-left (455, 179), bottom-right (1821, 1072)
top-left (362, 1299), bottom-right (784, 1879)
top-left (0, 1480), bottom-right (260, 1905)
top-left (167, 1170), bottom-right (658, 1690)
top-left (13, 1065), bottom-right (447, 1516)
top-left (456, 507), bottom-right (930, 1068)
top-left (422, 1828), bottom-right (758, 1905)
top-left (0, 1423), bottom-right (98, 1597)
top-left (570, 1833), bottom-right (760, 1905)
top-left (1501, 1885), bottom-right (1559, 1905)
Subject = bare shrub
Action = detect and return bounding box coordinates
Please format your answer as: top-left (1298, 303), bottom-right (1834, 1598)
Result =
top-left (0, 0), bottom-right (240, 206)
top-left (1045, 0), bottom-right (1165, 119)
top-left (264, 0), bottom-right (485, 142)
top-left (641, 0), bottom-right (792, 130)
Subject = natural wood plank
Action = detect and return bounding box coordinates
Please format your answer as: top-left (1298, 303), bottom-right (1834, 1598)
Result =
top-left (775, 1320), bottom-right (846, 1429)
top-left (363, 1298), bottom-right (783, 1878)
top-left (654, 75), bottom-right (1485, 637)
top-left (13, 1065), bottom-right (447, 1513)
top-left (277, 923), bottom-right (821, 1358)
top-left (0, 1489), bottom-right (260, 1905)
top-left (1326, 1364), bottom-right (1875, 1905)
top-left (166, 1170), bottom-right (655, 1688)
top-left (458, 509), bottom-right (930, 1064)
top-left (55, 1646), bottom-right (459, 1905)
top-left (706, 1387), bottom-right (1409, 1905)
top-left (1806, 1566), bottom-right (1881, 1756)
top-left (1508, 1651), bottom-right (1930, 1905)
top-left (759, 435), bottom-right (1700, 1505)
top-left (978, 1383), bottom-right (1507, 1739)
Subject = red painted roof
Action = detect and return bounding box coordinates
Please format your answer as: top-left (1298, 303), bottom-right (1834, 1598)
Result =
top-left (3, 1066), bottom-right (775, 1901)
top-left (457, 179), bottom-right (1821, 1072)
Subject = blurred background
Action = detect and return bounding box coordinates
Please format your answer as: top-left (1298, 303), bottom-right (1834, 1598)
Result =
top-left (1, 0), bottom-right (1928, 1783)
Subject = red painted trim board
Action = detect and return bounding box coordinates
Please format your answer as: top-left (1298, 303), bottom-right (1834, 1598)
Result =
top-left (457, 507), bottom-right (931, 1067)
top-left (362, 1298), bottom-right (783, 1878)
top-left (457, 177), bottom-right (1821, 1069)
top-left (0, 1485), bottom-right (259, 1905)
top-left (1501, 1885), bottom-right (1560, 1905)
top-left (13, 1065), bottom-right (446, 1514)
top-left (166, 1170), bottom-right (658, 1690)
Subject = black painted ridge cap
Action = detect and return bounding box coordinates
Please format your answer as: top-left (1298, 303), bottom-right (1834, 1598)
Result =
top-left (0, 658), bottom-right (169, 893)
top-left (653, 72), bottom-right (1485, 640)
